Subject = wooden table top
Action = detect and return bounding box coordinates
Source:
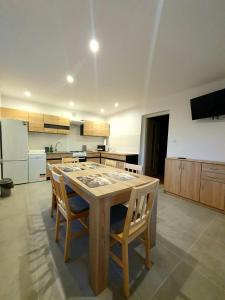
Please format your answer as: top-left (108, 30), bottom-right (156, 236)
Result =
top-left (55, 162), bottom-right (157, 199)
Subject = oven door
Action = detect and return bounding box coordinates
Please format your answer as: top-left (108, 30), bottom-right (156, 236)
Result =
top-left (78, 157), bottom-right (86, 162)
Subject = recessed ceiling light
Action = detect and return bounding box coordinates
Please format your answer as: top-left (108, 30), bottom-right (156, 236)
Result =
top-left (100, 108), bottom-right (105, 113)
top-left (89, 39), bottom-right (99, 53)
top-left (69, 101), bottom-right (74, 107)
top-left (24, 90), bottom-right (31, 97)
top-left (66, 75), bottom-right (74, 83)
top-left (114, 102), bottom-right (119, 107)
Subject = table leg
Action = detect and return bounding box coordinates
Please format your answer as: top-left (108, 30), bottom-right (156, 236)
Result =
top-left (89, 198), bottom-right (110, 295)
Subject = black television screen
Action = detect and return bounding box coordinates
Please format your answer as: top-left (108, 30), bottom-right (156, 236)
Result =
top-left (190, 88), bottom-right (225, 120)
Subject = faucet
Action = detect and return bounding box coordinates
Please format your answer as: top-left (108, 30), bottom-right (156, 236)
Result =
top-left (55, 141), bottom-right (62, 152)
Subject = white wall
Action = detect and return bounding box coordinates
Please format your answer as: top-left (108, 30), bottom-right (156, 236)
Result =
top-left (2, 96), bottom-right (105, 151)
top-left (108, 78), bottom-right (225, 161)
top-left (108, 108), bottom-right (142, 153)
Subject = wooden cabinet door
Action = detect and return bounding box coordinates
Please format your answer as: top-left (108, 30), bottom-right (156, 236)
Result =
top-left (58, 117), bottom-right (70, 126)
top-left (87, 157), bottom-right (101, 164)
top-left (44, 128), bottom-right (58, 134)
top-left (57, 129), bottom-right (70, 135)
top-left (103, 123), bottom-right (110, 137)
top-left (180, 161), bottom-right (201, 201)
top-left (83, 121), bottom-right (94, 136)
top-left (164, 159), bottom-right (182, 195)
top-left (28, 112), bottom-right (44, 132)
top-left (200, 180), bottom-right (225, 210)
top-left (1, 107), bottom-right (28, 121)
top-left (83, 121), bottom-right (110, 137)
top-left (44, 114), bottom-right (59, 125)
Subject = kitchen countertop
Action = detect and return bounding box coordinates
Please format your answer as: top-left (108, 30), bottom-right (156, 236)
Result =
top-left (167, 157), bottom-right (225, 165)
top-left (45, 150), bottom-right (138, 156)
top-left (46, 151), bottom-right (72, 154)
top-left (87, 151), bottom-right (138, 156)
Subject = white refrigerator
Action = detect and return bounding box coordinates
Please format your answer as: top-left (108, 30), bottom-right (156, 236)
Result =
top-left (1, 120), bottom-right (28, 184)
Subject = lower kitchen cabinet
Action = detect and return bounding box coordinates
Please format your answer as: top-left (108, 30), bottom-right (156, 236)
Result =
top-left (87, 157), bottom-right (100, 164)
top-left (200, 180), bottom-right (225, 210)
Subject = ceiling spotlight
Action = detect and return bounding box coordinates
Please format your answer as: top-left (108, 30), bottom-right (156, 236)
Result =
top-left (66, 75), bottom-right (74, 83)
top-left (89, 39), bottom-right (99, 53)
top-left (69, 101), bottom-right (74, 107)
top-left (100, 108), bottom-right (105, 113)
top-left (114, 102), bottom-right (119, 107)
top-left (24, 90), bottom-right (31, 97)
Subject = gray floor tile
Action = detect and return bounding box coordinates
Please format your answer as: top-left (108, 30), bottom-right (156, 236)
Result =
top-left (132, 241), bottom-right (180, 300)
top-left (152, 261), bottom-right (225, 300)
top-left (183, 234), bottom-right (225, 290)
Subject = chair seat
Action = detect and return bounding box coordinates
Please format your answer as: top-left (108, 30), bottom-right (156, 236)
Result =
top-left (110, 204), bottom-right (128, 234)
top-left (69, 196), bottom-right (89, 213)
top-left (66, 185), bottom-right (74, 194)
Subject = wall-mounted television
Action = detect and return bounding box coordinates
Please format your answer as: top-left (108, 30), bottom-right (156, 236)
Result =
top-left (190, 88), bottom-right (225, 120)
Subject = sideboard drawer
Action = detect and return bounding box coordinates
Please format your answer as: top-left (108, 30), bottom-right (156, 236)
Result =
top-left (202, 163), bottom-right (225, 175)
top-left (201, 172), bottom-right (225, 184)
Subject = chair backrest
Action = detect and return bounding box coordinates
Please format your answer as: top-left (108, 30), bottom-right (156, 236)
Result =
top-left (48, 163), bottom-right (56, 194)
top-left (125, 163), bottom-right (143, 174)
top-left (62, 157), bottom-right (79, 163)
top-left (123, 179), bottom-right (159, 238)
top-left (105, 159), bottom-right (117, 168)
top-left (51, 170), bottom-right (71, 215)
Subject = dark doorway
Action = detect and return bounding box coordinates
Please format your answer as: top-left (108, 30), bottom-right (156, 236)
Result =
top-left (145, 114), bottom-right (169, 182)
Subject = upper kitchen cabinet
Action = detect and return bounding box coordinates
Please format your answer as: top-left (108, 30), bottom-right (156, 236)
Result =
top-left (44, 114), bottom-right (59, 125)
top-left (58, 117), bottom-right (70, 126)
top-left (57, 117), bottom-right (70, 134)
top-left (81, 121), bottom-right (110, 137)
top-left (28, 112), bottom-right (44, 132)
top-left (44, 114), bottom-right (70, 134)
top-left (1, 107), bottom-right (29, 122)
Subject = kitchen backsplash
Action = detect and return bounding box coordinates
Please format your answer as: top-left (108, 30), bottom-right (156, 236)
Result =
top-left (28, 124), bottom-right (104, 151)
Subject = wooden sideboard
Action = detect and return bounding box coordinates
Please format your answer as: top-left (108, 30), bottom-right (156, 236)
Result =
top-left (164, 158), bottom-right (225, 213)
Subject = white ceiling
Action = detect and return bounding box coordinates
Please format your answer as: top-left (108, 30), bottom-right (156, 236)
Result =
top-left (0, 0), bottom-right (225, 115)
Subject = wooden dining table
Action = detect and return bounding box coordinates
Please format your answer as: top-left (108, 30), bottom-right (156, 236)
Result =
top-left (55, 162), bottom-right (159, 296)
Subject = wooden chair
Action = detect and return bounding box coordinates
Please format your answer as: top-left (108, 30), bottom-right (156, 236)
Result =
top-left (125, 163), bottom-right (143, 174)
top-left (48, 164), bottom-right (76, 218)
top-left (51, 170), bottom-right (89, 262)
top-left (62, 157), bottom-right (79, 163)
top-left (110, 179), bottom-right (159, 297)
top-left (48, 163), bottom-right (57, 218)
top-left (105, 159), bottom-right (117, 168)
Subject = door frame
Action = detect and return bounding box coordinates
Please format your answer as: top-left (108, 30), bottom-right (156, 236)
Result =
top-left (139, 110), bottom-right (170, 174)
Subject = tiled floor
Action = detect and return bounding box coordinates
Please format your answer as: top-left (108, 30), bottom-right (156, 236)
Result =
top-left (0, 181), bottom-right (225, 300)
